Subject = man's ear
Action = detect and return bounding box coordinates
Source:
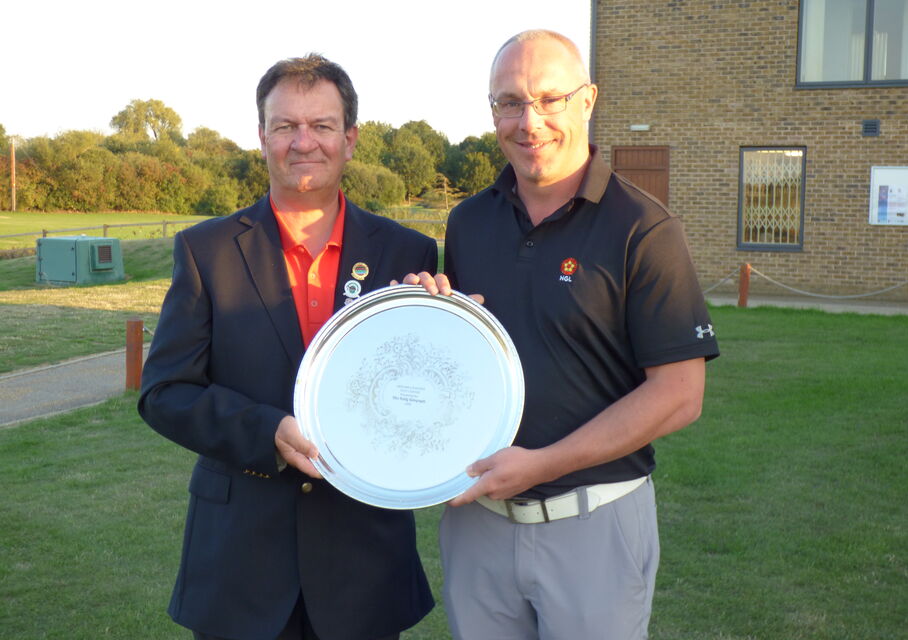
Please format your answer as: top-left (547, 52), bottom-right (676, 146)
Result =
top-left (344, 125), bottom-right (359, 162)
top-left (582, 84), bottom-right (599, 122)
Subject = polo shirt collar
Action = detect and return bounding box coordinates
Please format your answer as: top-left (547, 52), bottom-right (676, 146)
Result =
top-left (271, 190), bottom-right (347, 254)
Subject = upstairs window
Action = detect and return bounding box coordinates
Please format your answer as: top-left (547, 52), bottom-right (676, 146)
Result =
top-left (738, 148), bottom-right (806, 251)
top-left (798, 0), bottom-right (908, 86)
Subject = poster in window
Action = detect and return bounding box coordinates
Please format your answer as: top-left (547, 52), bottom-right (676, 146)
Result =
top-left (869, 167), bottom-right (908, 225)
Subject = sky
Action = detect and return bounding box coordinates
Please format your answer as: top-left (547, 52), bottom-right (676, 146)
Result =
top-left (1, 0), bottom-right (591, 151)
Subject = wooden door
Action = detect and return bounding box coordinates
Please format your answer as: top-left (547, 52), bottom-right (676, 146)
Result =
top-left (611, 146), bottom-right (670, 206)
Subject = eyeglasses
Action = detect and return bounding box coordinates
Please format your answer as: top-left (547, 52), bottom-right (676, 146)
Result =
top-left (489, 84), bottom-right (589, 118)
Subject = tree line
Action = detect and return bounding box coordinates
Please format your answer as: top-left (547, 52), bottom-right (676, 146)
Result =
top-left (0, 100), bottom-right (506, 215)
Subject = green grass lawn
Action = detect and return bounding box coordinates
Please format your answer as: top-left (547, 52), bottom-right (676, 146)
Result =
top-left (0, 305), bottom-right (905, 638)
top-left (0, 236), bottom-right (442, 373)
top-left (0, 211), bottom-right (212, 250)
top-left (0, 238), bottom-right (174, 373)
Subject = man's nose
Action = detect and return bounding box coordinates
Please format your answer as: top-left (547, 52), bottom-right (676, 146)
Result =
top-left (518, 102), bottom-right (544, 130)
top-left (290, 125), bottom-right (318, 151)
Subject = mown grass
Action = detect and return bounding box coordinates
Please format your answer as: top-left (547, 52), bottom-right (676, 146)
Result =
top-left (0, 206), bottom-right (447, 254)
top-left (0, 304), bottom-right (906, 639)
top-left (0, 235), bottom-right (443, 374)
top-left (0, 211), bottom-right (211, 250)
top-left (0, 238), bottom-right (174, 373)
top-left (382, 204), bottom-right (448, 239)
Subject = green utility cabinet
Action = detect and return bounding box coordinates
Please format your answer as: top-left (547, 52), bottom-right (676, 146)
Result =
top-left (35, 236), bottom-right (125, 285)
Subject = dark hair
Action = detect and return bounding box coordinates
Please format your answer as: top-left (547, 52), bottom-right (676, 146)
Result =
top-left (256, 54), bottom-right (358, 130)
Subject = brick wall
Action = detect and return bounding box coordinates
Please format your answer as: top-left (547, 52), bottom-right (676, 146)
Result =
top-left (592, 0), bottom-right (908, 301)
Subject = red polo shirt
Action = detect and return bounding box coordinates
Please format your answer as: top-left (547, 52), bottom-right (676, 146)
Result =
top-left (271, 192), bottom-right (345, 347)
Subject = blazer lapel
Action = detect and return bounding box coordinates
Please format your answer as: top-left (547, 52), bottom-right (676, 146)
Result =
top-left (236, 196), bottom-right (304, 363)
top-left (334, 202), bottom-right (385, 311)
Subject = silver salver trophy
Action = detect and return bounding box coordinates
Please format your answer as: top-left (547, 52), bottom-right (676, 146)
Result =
top-left (293, 285), bottom-right (524, 509)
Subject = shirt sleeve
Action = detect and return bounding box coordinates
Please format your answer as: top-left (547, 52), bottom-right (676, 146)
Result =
top-left (625, 217), bottom-right (719, 368)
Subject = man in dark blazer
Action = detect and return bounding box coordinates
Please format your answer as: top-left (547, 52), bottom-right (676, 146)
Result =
top-left (138, 55), bottom-right (435, 640)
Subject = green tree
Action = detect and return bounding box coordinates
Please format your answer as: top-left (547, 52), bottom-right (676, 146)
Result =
top-left (456, 152), bottom-right (497, 196)
top-left (342, 160), bottom-right (405, 210)
top-left (383, 136), bottom-right (435, 198)
top-left (114, 152), bottom-right (163, 211)
top-left (477, 132), bottom-right (506, 171)
top-left (444, 132), bottom-right (506, 195)
top-left (16, 131), bottom-right (115, 211)
top-left (110, 99), bottom-right (183, 142)
top-left (196, 177), bottom-right (241, 215)
top-left (354, 121), bottom-right (392, 166)
top-left (398, 120), bottom-right (449, 171)
top-left (225, 150), bottom-right (270, 205)
top-left (55, 146), bottom-right (119, 210)
top-left (187, 127), bottom-right (241, 156)
top-left (457, 133), bottom-right (506, 171)
top-left (0, 124), bottom-right (8, 153)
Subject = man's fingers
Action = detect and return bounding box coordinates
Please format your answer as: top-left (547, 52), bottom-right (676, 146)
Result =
top-left (465, 454), bottom-right (495, 478)
top-left (284, 450), bottom-right (323, 478)
top-left (275, 415), bottom-right (322, 477)
top-left (397, 271), bottom-right (452, 295)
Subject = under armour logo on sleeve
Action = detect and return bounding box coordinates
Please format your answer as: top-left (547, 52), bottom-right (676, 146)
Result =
top-left (695, 324), bottom-right (715, 339)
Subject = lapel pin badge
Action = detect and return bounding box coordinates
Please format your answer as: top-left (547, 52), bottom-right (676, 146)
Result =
top-left (343, 279), bottom-right (362, 299)
top-left (351, 262), bottom-right (369, 281)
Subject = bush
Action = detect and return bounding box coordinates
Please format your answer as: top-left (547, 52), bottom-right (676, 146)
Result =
top-left (196, 178), bottom-right (241, 215)
top-left (342, 161), bottom-right (406, 209)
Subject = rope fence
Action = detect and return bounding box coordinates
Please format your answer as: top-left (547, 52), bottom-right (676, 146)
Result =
top-left (702, 263), bottom-right (908, 307)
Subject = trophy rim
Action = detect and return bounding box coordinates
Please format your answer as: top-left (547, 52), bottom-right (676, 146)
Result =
top-left (292, 285), bottom-right (524, 509)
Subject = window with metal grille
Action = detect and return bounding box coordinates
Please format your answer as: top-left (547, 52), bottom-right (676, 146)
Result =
top-left (798, 0), bottom-right (908, 86)
top-left (737, 148), bottom-right (806, 251)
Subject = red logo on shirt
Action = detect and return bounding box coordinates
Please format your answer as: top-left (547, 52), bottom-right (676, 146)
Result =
top-left (560, 258), bottom-right (578, 276)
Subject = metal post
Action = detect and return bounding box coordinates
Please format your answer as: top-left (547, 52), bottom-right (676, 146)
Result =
top-left (737, 263), bottom-right (752, 308)
top-left (126, 318), bottom-right (144, 391)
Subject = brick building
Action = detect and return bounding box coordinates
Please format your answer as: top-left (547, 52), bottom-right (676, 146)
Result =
top-left (590, 0), bottom-right (908, 301)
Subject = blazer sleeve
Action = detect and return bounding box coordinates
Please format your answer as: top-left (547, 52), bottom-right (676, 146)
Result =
top-left (419, 234), bottom-right (439, 276)
top-left (137, 231), bottom-right (286, 475)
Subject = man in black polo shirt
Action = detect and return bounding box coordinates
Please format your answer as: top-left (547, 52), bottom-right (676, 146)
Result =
top-left (405, 29), bottom-right (719, 639)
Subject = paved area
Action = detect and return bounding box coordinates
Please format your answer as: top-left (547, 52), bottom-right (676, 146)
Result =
top-left (0, 345), bottom-right (149, 428)
top-left (0, 295), bottom-right (905, 429)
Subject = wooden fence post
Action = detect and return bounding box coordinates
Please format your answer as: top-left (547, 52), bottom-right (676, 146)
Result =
top-left (9, 142), bottom-right (15, 212)
top-left (738, 263), bottom-right (752, 308)
top-left (126, 318), bottom-right (144, 391)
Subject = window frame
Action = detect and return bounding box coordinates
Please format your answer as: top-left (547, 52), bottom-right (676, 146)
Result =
top-left (737, 146), bottom-right (807, 253)
top-left (796, 0), bottom-right (908, 88)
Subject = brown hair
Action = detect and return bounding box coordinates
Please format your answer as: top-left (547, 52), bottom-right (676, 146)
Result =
top-left (256, 54), bottom-right (358, 130)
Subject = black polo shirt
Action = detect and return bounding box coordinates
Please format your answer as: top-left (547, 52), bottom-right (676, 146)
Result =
top-left (444, 147), bottom-right (719, 499)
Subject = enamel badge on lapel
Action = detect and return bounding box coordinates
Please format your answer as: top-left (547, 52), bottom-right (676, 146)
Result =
top-left (351, 262), bottom-right (369, 280)
top-left (343, 279), bottom-right (362, 305)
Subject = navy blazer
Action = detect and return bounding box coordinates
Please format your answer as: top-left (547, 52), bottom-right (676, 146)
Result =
top-left (139, 195), bottom-right (436, 640)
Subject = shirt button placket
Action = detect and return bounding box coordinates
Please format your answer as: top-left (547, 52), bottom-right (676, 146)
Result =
top-left (519, 237), bottom-right (537, 259)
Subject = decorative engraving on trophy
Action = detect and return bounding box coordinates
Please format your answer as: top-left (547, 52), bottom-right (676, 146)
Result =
top-left (347, 334), bottom-right (472, 455)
